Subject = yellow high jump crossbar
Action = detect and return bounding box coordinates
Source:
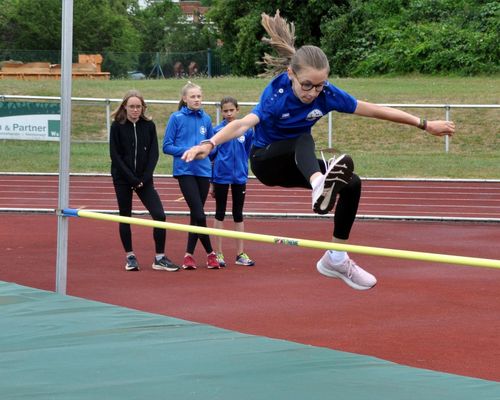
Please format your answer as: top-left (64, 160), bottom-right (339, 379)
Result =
top-left (62, 208), bottom-right (500, 270)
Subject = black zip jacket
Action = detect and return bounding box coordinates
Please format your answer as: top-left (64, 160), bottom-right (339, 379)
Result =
top-left (109, 118), bottom-right (159, 187)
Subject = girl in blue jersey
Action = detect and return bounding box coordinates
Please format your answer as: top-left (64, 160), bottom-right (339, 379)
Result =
top-left (210, 96), bottom-right (255, 267)
top-left (110, 90), bottom-right (179, 272)
top-left (163, 82), bottom-right (220, 270)
top-left (182, 11), bottom-right (455, 290)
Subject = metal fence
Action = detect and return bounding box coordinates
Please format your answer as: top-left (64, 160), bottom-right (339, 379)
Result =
top-left (1, 94), bottom-right (499, 152)
top-left (0, 49), bottom-right (230, 78)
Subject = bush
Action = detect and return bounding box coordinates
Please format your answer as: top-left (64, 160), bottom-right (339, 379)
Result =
top-left (321, 0), bottom-right (500, 76)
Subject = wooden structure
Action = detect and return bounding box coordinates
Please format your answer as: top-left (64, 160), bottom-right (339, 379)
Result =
top-left (0, 54), bottom-right (110, 80)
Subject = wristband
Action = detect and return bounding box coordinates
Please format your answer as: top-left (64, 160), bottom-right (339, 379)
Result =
top-left (418, 118), bottom-right (427, 130)
top-left (200, 138), bottom-right (216, 149)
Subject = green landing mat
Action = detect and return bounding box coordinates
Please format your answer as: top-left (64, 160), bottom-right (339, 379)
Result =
top-left (1, 282), bottom-right (499, 400)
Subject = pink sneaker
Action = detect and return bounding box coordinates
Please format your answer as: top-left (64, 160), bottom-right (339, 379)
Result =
top-left (316, 251), bottom-right (376, 290)
top-left (207, 252), bottom-right (220, 269)
top-left (182, 254), bottom-right (197, 270)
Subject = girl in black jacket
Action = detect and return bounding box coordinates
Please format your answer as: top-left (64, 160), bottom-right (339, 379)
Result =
top-left (110, 90), bottom-right (179, 272)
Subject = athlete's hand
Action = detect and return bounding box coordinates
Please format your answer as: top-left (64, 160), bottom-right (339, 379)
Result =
top-left (181, 143), bottom-right (212, 162)
top-left (426, 120), bottom-right (455, 137)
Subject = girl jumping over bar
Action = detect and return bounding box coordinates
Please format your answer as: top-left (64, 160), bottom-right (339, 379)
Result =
top-left (182, 11), bottom-right (455, 290)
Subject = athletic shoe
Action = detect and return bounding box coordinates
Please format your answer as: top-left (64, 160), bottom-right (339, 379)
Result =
top-left (216, 252), bottom-right (226, 268)
top-left (207, 252), bottom-right (220, 269)
top-left (125, 255), bottom-right (140, 271)
top-left (316, 251), bottom-right (376, 290)
top-left (182, 254), bottom-right (197, 270)
top-left (312, 154), bottom-right (354, 215)
top-left (235, 252), bottom-right (255, 266)
top-left (152, 256), bottom-right (180, 272)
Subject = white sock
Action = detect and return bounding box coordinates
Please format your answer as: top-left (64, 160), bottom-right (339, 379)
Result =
top-left (328, 250), bottom-right (347, 265)
top-left (311, 175), bottom-right (323, 190)
top-left (126, 252), bottom-right (135, 258)
top-left (155, 254), bottom-right (164, 261)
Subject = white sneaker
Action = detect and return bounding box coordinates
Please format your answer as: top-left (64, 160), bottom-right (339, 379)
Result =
top-left (312, 154), bottom-right (354, 215)
top-left (316, 251), bottom-right (377, 290)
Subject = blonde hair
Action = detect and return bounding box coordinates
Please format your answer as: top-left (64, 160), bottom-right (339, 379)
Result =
top-left (259, 10), bottom-right (330, 77)
top-left (111, 90), bottom-right (151, 124)
top-left (178, 81), bottom-right (202, 110)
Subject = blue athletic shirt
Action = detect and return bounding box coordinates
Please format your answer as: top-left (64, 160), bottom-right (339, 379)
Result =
top-left (251, 72), bottom-right (358, 148)
top-left (163, 106), bottom-right (214, 177)
top-left (210, 119), bottom-right (253, 185)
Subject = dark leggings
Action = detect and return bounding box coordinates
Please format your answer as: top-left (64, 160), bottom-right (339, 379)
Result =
top-left (177, 175), bottom-right (213, 254)
top-left (213, 183), bottom-right (246, 223)
top-left (250, 133), bottom-right (361, 240)
top-left (114, 180), bottom-right (166, 254)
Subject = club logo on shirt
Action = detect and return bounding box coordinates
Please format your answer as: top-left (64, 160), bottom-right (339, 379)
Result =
top-left (237, 135), bottom-right (245, 143)
top-left (200, 126), bottom-right (207, 135)
top-left (280, 113), bottom-right (290, 119)
top-left (306, 109), bottom-right (324, 121)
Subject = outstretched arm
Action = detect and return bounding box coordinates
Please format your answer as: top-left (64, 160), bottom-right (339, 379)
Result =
top-left (354, 100), bottom-right (455, 137)
top-left (182, 113), bottom-right (260, 161)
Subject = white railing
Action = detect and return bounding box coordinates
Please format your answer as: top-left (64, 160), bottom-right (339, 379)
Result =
top-left (1, 94), bottom-right (499, 152)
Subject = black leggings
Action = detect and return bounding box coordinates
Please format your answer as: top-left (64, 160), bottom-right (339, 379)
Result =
top-left (250, 133), bottom-right (361, 240)
top-left (113, 180), bottom-right (166, 254)
top-left (213, 183), bottom-right (246, 223)
top-left (177, 175), bottom-right (213, 254)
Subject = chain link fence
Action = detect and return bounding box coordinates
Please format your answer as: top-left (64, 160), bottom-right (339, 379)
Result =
top-left (0, 49), bottom-right (230, 78)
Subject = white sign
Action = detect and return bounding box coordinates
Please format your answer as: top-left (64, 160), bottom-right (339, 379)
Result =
top-left (0, 102), bottom-right (60, 141)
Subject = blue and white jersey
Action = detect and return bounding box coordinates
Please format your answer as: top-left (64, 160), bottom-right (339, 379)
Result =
top-left (163, 106), bottom-right (214, 177)
top-left (251, 72), bottom-right (358, 148)
top-left (210, 119), bottom-right (253, 185)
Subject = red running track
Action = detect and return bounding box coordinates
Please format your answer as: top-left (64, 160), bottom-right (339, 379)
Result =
top-left (1, 174), bottom-right (500, 381)
top-left (1, 174), bottom-right (500, 220)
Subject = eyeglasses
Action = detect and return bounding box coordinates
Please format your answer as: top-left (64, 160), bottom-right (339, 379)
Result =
top-left (292, 72), bottom-right (327, 92)
top-left (297, 80), bottom-right (326, 92)
top-left (127, 105), bottom-right (143, 110)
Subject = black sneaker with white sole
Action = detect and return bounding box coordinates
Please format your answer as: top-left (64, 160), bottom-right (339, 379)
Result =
top-left (152, 256), bottom-right (180, 272)
top-left (125, 255), bottom-right (140, 271)
top-left (312, 154), bottom-right (354, 215)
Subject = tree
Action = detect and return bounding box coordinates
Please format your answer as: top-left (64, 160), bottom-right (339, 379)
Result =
top-left (133, 0), bottom-right (183, 53)
top-left (208, 0), bottom-right (499, 76)
top-left (321, 0), bottom-right (500, 76)
top-left (206, 0), bottom-right (347, 75)
top-left (1, 0), bottom-right (62, 52)
top-left (0, 0), bottom-right (142, 75)
top-left (131, 0), bottom-right (219, 76)
top-left (1, 0), bottom-right (141, 52)
top-left (2, 0), bottom-right (496, 77)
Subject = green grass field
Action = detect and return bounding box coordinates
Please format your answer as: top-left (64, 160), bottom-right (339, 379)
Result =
top-left (1, 75), bottom-right (499, 178)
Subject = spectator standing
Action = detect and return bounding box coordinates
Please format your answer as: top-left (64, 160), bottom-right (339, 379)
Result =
top-left (210, 96), bottom-right (255, 267)
top-left (163, 82), bottom-right (220, 270)
top-left (110, 90), bottom-right (179, 272)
